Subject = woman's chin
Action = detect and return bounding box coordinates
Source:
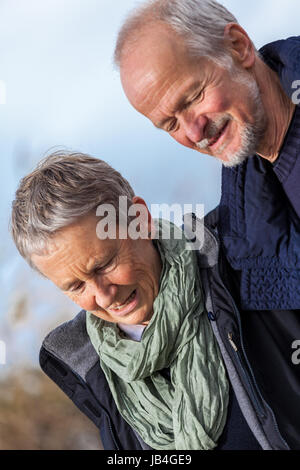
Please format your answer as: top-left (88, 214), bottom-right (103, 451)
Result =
top-left (117, 307), bottom-right (153, 326)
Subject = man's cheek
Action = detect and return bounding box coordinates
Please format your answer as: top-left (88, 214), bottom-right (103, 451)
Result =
top-left (173, 133), bottom-right (196, 150)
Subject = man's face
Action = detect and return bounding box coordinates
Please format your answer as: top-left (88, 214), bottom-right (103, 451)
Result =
top-left (121, 26), bottom-right (266, 167)
top-left (32, 214), bottom-right (162, 326)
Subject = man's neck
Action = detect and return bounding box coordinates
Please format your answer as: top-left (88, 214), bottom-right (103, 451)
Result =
top-left (255, 59), bottom-right (296, 163)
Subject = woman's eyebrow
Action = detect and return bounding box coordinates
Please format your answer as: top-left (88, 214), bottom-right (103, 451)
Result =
top-left (60, 260), bottom-right (108, 291)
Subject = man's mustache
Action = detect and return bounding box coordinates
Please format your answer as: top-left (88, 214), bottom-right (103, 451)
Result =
top-left (196, 116), bottom-right (231, 150)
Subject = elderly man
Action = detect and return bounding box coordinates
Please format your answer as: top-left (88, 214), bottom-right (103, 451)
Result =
top-left (115, 0), bottom-right (300, 450)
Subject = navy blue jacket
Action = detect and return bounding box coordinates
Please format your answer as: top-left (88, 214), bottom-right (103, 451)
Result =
top-left (219, 37), bottom-right (300, 311)
top-left (219, 37), bottom-right (300, 449)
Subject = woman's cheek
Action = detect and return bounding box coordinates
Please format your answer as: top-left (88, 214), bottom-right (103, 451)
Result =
top-left (111, 264), bottom-right (138, 285)
top-left (65, 291), bottom-right (95, 311)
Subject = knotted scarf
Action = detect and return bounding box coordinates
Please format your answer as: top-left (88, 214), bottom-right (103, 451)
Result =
top-left (86, 220), bottom-right (229, 450)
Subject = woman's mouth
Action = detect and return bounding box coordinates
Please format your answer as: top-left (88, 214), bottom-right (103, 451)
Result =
top-left (109, 289), bottom-right (139, 317)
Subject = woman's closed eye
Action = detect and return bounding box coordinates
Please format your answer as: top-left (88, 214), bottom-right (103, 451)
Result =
top-left (66, 256), bottom-right (117, 295)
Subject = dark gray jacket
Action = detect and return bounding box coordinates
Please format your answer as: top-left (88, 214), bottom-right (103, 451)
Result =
top-left (39, 213), bottom-right (290, 450)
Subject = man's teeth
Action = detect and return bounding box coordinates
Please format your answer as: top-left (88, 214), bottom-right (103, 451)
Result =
top-left (112, 290), bottom-right (136, 310)
top-left (210, 122), bottom-right (227, 146)
top-left (211, 128), bottom-right (223, 144)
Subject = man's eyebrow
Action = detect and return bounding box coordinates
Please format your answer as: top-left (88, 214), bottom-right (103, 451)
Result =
top-left (154, 82), bottom-right (202, 129)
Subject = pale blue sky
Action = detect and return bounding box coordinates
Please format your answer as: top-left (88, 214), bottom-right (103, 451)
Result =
top-left (0, 0), bottom-right (299, 369)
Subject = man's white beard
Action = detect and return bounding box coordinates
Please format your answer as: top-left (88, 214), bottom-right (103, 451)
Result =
top-left (220, 76), bottom-right (267, 168)
top-left (196, 72), bottom-right (267, 168)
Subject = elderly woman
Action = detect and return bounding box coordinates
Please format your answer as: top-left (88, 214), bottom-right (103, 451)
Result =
top-left (11, 152), bottom-right (271, 450)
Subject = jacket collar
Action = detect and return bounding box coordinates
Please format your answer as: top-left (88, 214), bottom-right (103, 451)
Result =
top-left (259, 36), bottom-right (300, 100)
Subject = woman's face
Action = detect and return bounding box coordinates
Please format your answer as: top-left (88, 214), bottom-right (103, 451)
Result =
top-left (32, 213), bottom-right (162, 326)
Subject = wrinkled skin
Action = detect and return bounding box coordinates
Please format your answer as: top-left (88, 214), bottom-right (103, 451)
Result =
top-left (120, 23), bottom-right (295, 165)
top-left (32, 199), bottom-right (162, 326)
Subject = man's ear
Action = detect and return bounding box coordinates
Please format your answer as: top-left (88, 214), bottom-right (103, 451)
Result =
top-left (223, 23), bottom-right (256, 69)
top-left (131, 196), bottom-right (156, 239)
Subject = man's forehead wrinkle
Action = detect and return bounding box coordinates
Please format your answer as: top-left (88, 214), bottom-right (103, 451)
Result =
top-left (127, 52), bottom-right (208, 125)
top-left (121, 25), bottom-right (195, 106)
top-left (129, 72), bottom-right (171, 125)
top-left (151, 78), bottom-right (204, 128)
top-left (133, 69), bottom-right (161, 109)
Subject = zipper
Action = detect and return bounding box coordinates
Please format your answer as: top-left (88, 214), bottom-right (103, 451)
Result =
top-left (201, 225), bottom-right (266, 417)
top-left (205, 225), bottom-right (289, 449)
top-left (189, 223), bottom-right (289, 449)
top-left (228, 332), bottom-right (238, 352)
top-left (212, 251), bottom-right (268, 420)
top-left (106, 416), bottom-right (120, 450)
top-left (227, 332), bottom-right (265, 418)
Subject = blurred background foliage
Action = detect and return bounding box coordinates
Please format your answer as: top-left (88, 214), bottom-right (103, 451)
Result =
top-left (1, 293), bottom-right (101, 450)
top-left (0, 367), bottom-right (102, 450)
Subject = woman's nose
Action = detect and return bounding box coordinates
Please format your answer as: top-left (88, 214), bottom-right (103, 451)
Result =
top-left (89, 278), bottom-right (118, 310)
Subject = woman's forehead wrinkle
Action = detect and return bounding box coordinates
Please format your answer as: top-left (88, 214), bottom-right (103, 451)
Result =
top-left (57, 248), bottom-right (88, 276)
top-left (44, 235), bottom-right (93, 277)
top-left (57, 254), bottom-right (100, 291)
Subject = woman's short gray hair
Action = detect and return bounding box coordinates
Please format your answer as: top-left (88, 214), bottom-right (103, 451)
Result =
top-left (11, 151), bottom-right (135, 268)
top-left (114, 0), bottom-right (252, 69)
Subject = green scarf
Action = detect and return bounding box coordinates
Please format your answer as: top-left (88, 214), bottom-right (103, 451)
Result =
top-left (86, 220), bottom-right (229, 450)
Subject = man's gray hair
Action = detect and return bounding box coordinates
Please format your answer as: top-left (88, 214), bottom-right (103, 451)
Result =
top-left (11, 151), bottom-right (135, 268)
top-left (114, 0), bottom-right (249, 68)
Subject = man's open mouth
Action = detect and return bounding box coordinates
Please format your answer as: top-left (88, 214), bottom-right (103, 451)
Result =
top-left (208, 120), bottom-right (229, 148)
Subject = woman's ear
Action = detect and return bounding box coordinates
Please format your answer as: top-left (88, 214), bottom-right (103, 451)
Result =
top-left (130, 196), bottom-right (155, 239)
top-left (223, 23), bottom-right (256, 69)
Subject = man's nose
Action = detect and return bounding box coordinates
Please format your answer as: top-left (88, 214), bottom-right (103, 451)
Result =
top-left (178, 112), bottom-right (208, 144)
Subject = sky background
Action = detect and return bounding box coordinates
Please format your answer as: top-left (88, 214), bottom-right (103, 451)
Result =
top-left (0, 0), bottom-right (299, 373)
